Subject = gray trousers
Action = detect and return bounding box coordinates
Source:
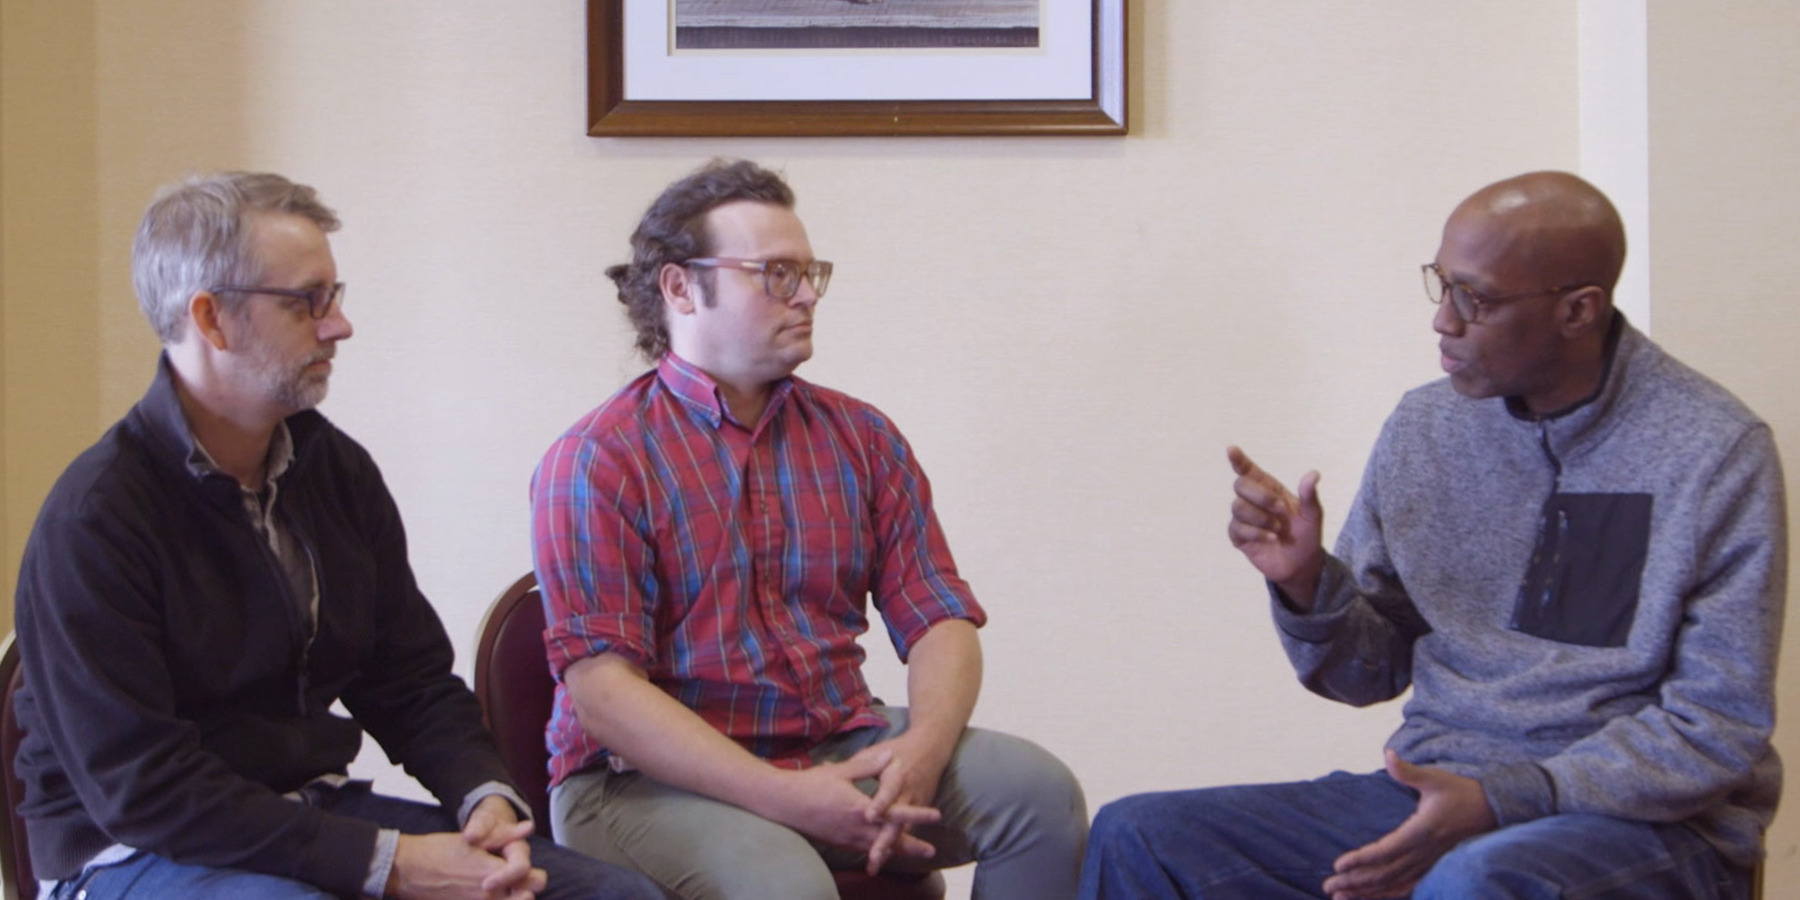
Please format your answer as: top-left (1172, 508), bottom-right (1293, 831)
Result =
top-left (552, 707), bottom-right (1088, 900)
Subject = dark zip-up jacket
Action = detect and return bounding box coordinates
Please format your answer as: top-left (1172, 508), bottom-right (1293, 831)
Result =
top-left (13, 357), bottom-right (514, 895)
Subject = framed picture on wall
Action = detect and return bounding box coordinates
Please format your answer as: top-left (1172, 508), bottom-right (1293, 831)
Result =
top-left (587, 0), bottom-right (1127, 136)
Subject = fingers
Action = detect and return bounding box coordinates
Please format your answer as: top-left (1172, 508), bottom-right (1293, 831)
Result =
top-left (1229, 452), bottom-right (1298, 526)
top-left (1230, 497), bottom-right (1287, 540)
top-left (1227, 445), bottom-right (1255, 475)
top-left (893, 830), bottom-right (937, 860)
top-left (481, 838), bottom-right (535, 893)
top-left (866, 821), bottom-right (900, 874)
top-left (850, 796), bottom-right (940, 833)
top-left (463, 796), bottom-right (526, 849)
top-left (879, 800), bottom-right (942, 827)
top-left (1227, 518), bottom-right (1278, 549)
top-left (1326, 803), bottom-right (1433, 899)
top-left (1326, 836), bottom-right (1415, 899)
top-left (502, 867), bottom-right (548, 900)
top-left (866, 822), bottom-right (939, 875)
top-left (1333, 824), bottom-right (1408, 875)
top-left (462, 807), bottom-right (496, 846)
top-left (833, 747), bottom-right (894, 782)
top-left (1382, 748), bottom-right (1417, 785)
top-left (1296, 470), bottom-right (1323, 516)
top-left (1325, 855), bottom-right (1425, 900)
top-left (864, 752), bottom-right (909, 822)
top-left (471, 819), bottom-right (533, 853)
top-left (1232, 467), bottom-right (1291, 511)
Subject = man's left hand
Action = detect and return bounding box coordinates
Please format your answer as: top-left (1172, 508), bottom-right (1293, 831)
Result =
top-left (859, 735), bottom-right (952, 875)
top-left (1323, 750), bottom-right (1497, 900)
top-left (463, 794), bottom-right (544, 896)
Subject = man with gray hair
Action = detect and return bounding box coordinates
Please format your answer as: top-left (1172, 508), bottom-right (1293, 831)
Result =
top-left (12, 171), bottom-right (661, 900)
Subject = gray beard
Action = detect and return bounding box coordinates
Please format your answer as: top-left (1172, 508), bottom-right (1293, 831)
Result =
top-left (250, 349), bottom-right (332, 413)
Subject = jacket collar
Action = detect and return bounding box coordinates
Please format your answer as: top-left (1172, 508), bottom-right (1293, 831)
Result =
top-left (1502, 313), bottom-right (1647, 460)
top-left (128, 353), bottom-right (326, 485)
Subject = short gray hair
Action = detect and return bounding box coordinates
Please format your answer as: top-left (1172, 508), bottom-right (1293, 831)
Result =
top-left (132, 172), bottom-right (340, 344)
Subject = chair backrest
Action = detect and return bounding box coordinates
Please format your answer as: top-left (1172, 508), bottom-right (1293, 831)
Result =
top-left (1, 633), bottom-right (38, 900)
top-left (472, 573), bottom-right (556, 828)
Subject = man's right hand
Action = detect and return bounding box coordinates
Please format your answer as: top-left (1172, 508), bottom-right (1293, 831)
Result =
top-left (1227, 446), bottom-right (1326, 608)
top-left (386, 830), bottom-right (547, 900)
top-left (764, 748), bottom-right (941, 863)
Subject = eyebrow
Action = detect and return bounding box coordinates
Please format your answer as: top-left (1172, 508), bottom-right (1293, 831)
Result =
top-left (1443, 268), bottom-right (1498, 294)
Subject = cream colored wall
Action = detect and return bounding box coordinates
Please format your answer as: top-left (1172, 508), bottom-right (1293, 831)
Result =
top-left (1646, 2), bottom-right (1800, 888)
top-left (3, 1), bottom-right (1797, 897)
top-left (0, 0), bottom-right (103, 631)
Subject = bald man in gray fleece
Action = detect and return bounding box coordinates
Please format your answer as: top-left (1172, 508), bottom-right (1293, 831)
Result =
top-left (1078, 172), bottom-right (1783, 900)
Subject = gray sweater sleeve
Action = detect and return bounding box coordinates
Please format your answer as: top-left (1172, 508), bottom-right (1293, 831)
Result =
top-left (1270, 426), bottom-right (1431, 707)
top-left (1482, 425), bottom-right (1786, 827)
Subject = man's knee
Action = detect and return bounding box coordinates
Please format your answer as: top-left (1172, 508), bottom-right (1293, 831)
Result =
top-left (955, 730), bottom-right (1086, 815)
top-left (1091, 794), bottom-right (1161, 841)
top-left (580, 829), bottom-right (839, 900)
top-left (681, 850), bottom-right (838, 900)
top-left (1088, 792), bottom-right (1206, 853)
top-left (1414, 831), bottom-right (1558, 897)
top-left (554, 773), bottom-right (838, 900)
top-left (950, 730), bottom-right (1087, 844)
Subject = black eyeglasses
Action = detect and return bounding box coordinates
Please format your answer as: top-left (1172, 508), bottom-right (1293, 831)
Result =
top-left (210, 282), bottom-right (347, 319)
top-left (684, 258), bottom-right (832, 301)
top-left (1422, 264), bottom-right (1589, 323)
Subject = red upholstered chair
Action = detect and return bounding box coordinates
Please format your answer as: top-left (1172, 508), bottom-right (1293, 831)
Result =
top-left (1, 633), bottom-right (39, 900)
top-left (473, 573), bottom-right (945, 900)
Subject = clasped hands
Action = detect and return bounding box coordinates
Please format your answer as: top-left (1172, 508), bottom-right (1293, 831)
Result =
top-left (772, 738), bottom-right (947, 875)
top-left (387, 794), bottom-right (546, 900)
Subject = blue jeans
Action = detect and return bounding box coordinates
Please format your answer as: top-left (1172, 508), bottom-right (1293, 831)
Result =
top-left (47, 785), bottom-right (664, 900)
top-left (1077, 770), bottom-right (1750, 899)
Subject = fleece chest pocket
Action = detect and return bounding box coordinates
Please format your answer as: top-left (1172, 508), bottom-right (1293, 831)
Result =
top-left (1510, 492), bottom-right (1653, 647)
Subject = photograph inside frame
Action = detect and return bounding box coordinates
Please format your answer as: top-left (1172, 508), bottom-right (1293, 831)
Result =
top-left (673, 0), bottom-right (1041, 51)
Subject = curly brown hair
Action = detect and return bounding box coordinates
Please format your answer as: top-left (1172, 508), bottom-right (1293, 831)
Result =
top-left (608, 159), bottom-right (796, 359)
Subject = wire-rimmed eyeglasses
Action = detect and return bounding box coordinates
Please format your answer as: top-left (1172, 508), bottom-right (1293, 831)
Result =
top-left (1422, 264), bottom-right (1589, 323)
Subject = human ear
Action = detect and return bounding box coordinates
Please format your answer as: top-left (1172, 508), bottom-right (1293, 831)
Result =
top-left (189, 291), bottom-right (232, 350)
top-left (1560, 286), bottom-right (1608, 337)
top-left (660, 263), bottom-right (698, 316)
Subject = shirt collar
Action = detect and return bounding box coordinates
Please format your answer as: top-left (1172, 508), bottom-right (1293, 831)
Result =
top-left (656, 352), bottom-right (795, 430)
top-left (184, 418), bottom-right (297, 488)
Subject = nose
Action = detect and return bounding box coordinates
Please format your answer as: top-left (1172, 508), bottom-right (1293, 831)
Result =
top-left (1432, 296), bottom-right (1464, 337)
top-left (318, 300), bottom-right (354, 342)
top-left (788, 279), bottom-right (820, 309)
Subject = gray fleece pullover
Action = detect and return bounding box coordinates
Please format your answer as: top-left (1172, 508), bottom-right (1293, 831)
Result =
top-left (1275, 319), bottom-right (1784, 869)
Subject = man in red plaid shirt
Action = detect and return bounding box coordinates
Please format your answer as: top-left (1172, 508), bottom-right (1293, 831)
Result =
top-left (531, 159), bottom-right (1088, 900)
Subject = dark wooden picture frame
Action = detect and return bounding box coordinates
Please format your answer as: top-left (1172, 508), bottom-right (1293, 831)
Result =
top-left (587, 0), bottom-right (1127, 137)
